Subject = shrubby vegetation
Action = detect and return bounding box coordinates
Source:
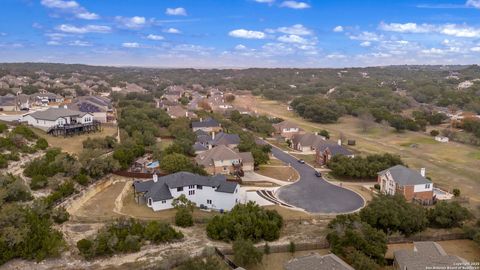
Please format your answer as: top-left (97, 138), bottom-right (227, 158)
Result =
top-left (233, 239), bottom-right (263, 267)
top-left (360, 195), bottom-right (428, 236)
top-left (290, 96), bottom-right (346, 124)
top-left (206, 202), bottom-right (283, 242)
top-left (328, 153), bottom-right (404, 179)
top-left (77, 218), bottom-right (183, 259)
top-left (327, 214), bottom-right (387, 269)
top-left (427, 201), bottom-right (472, 228)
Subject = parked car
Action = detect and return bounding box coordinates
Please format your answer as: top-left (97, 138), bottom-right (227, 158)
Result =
top-left (315, 171), bottom-right (322, 177)
top-left (298, 159), bottom-right (305, 164)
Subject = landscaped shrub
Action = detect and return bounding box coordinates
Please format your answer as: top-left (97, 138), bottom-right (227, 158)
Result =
top-left (206, 202), bottom-right (283, 242)
top-left (233, 239), bottom-right (263, 267)
top-left (427, 201), bottom-right (472, 228)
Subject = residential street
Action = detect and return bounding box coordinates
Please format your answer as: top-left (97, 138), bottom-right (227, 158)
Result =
top-left (270, 146), bottom-right (365, 214)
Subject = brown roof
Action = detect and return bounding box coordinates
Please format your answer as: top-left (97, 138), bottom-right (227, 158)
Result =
top-left (292, 133), bottom-right (325, 148)
top-left (195, 145), bottom-right (240, 167)
top-left (284, 253), bottom-right (354, 270)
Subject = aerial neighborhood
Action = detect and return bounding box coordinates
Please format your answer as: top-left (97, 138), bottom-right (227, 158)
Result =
top-left (0, 67), bottom-right (479, 268)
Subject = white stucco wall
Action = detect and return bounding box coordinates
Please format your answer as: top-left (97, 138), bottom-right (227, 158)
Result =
top-left (22, 115), bottom-right (65, 128)
top-left (413, 183), bottom-right (433, 193)
top-left (148, 184), bottom-right (240, 212)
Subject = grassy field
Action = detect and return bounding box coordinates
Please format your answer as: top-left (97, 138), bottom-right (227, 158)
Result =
top-left (32, 123), bottom-right (118, 155)
top-left (257, 166), bottom-right (299, 181)
top-left (236, 96), bottom-right (480, 216)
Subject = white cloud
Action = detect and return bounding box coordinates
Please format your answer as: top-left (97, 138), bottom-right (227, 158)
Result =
top-left (164, 28), bottom-right (181, 34)
top-left (76, 12), bottom-right (99, 20)
top-left (466, 0), bottom-right (480, 9)
top-left (56, 24), bottom-right (111, 34)
top-left (47, 40), bottom-right (61, 46)
top-left (333, 26), bottom-right (344, 32)
top-left (69, 40), bottom-right (91, 46)
top-left (0, 32), bottom-right (6, 36)
top-left (349, 31), bottom-right (383, 41)
top-left (166, 7), bottom-right (187, 16)
top-left (146, 34), bottom-right (164, 41)
top-left (278, 34), bottom-right (308, 44)
top-left (470, 47), bottom-right (480, 52)
top-left (379, 22), bottom-right (433, 33)
top-left (276, 24), bottom-right (312, 35)
top-left (360, 41), bottom-right (371, 47)
top-left (40, 0), bottom-right (99, 20)
top-left (229, 29), bottom-right (266, 39)
top-left (115, 16), bottom-right (147, 29)
top-left (122, 42), bottom-right (140, 48)
top-left (380, 22), bottom-right (480, 38)
top-left (440, 24), bottom-right (480, 38)
top-left (326, 53), bottom-right (346, 59)
top-left (280, 1), bottom-right (311, 9)
top-left (235, 44), bottom-right (247, 50)
top-left (255, 0), bottom-right (275, 3)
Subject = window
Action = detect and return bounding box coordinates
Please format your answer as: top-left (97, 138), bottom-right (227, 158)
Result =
top-left (148, 198), bottom-right (152, 206)
top-left (207, 199), bottom-right (212, 204)
top-left (189, 185), bottom-right (195, 189)
top-left (189, 190), bottom-right (195, 196)
top-left (197, 185), bottom-right (203, 189)
top-left (425, 184), bottom-right (430, 189)
top-left (161, 200), bottom-right (166, 204)
top-left (223, 166), bottom-right (228, 171)
top-left (177, 187), bottom-right (183, 192)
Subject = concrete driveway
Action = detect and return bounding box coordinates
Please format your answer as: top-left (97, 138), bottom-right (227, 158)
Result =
top-left (270, 146), bottom-right (365, 214)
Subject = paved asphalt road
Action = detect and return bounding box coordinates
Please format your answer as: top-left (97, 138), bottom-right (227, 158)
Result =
top-left (271, 146), bottom-right (365, 214)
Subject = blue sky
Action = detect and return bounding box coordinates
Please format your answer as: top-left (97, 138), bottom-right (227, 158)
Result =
top-left (0, 0), bottom-right (480, 67)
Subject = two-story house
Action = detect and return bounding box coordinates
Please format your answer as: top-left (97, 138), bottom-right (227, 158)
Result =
top-left (21, 108), bottom-right (94, 130)
top-left (192, 117), bottom-right (222, 133)
top-left (195, 145), bottom-right (254, 175)
top-left (315, 140), bottom-right (354, 165)
top-left (378, 165), bottom-right (434, 204)
top-left (273, 120), bottom-right (302, 139)
top-left (291, 133), bottom-right (326, 153)
top-left (133, 172), bottom-right (241, 211)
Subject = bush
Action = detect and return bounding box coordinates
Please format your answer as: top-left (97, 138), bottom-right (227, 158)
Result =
top-left (360, 194), bottom-right (427, 236)
top-left (233, 239), bottom-right (262, 267)
top-left (328, 154), bottom-right (404, 180)
top-left (427, 201), bottom-right (472, 228)
top-left (30, 175), bottom-right (48, 190)
top-left (452, 188), bottom-right (461, 197)
top-left (77, 219), bottom-right (183, 259)
top-left (288, 241), bottom-right (296, 253)
top-left (73, 174), bottom-right (89, 186)
top-left (206, 202), bottom-right (283, 242)
top-left (52, 207), bottom-right (70, 224)
top-left (430, 130), bottom-right (440, 137)
top-left (35, 138), bottom-right (49, 150)
top-left (175, 208), bottom-right (193, 227)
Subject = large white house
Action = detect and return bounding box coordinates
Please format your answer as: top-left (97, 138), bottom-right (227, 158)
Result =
top-left (133, 172), bottom-right (241, 211)
top-left (21, 108), bottom-right (94, 130)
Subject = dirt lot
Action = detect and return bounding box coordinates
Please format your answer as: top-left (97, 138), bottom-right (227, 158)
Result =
top-left (236, 95), bottom-right (480, 216)
top-left (32, 124), bottom-right (118, 155)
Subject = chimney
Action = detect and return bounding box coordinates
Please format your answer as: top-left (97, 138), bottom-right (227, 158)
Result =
top-left (185, 111), bottom-right (188, 117)
top-left (420, 168), bottom-right (426, 178)
top-left (338, 139), bottom-right (342, 146)
top-left (153, 173), bottom-right (158, 183)
top-left (200, 117), bottom-right (203, 122)
top-left (212, 132), bottom-right (215, 140)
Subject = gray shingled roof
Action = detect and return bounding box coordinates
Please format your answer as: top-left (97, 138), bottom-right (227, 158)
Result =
top-left (193, 142), bottom-right (208, 152)
top-left (292, 133), bottom-right (325, 148)
top-left (211, 132), bottom-right (240, 146)
top-left (195, 145), bottom-right (241, 166)
top-left (317, 142), bottom-right (353, 156)
top-left (26, 108), bottom-right (89, 121)
top-left (192, 117), bottom-right (220, 128)
top-left (378, 165), bottom-right (431, 186)
top-left (394, 241), bottom-right (468, 270)
top-left (133, 172), bottom-right (238, 202)
top-left (284, 253), bottom-right (354, 270)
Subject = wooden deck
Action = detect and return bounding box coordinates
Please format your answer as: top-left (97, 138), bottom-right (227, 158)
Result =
top-left (47, 121), bottom-right (101, 137)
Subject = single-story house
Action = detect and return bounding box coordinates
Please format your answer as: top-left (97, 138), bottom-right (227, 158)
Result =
top-left (284, 253), bottom-right (354, 270)
top-left (164, 105), bottom-right (197, 119)
top-left (21, 108), bottom-right (94, 130)
top-left (196, 131), bottom-right (241, 150)
top-left (192, 117), bottom-right (222, 133)
top-left (195, 145), bottom-right (254, 175)
top-left (0, 95), bottom-right (16, 111)
top-left (394, 241), bottom-right (469, 270)
top-left (315, 140), bottom-right (354, 165)
top-left (378, 165), bottom-right (434, 204)
top-left (273, 120), bottom-right (302, 139)
top-left (67, 95), bottom-right (113, 123)
top-left (133, 172), bottom-right (241, 211)
top-left (291, 133), bottom-right (326, 152)
top-left (30, 92), bottom-right (64, 106)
